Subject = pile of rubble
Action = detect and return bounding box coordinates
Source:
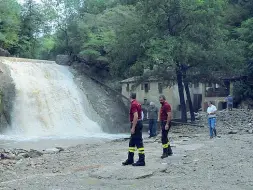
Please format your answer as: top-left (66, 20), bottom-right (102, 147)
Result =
top-left (0, 149), bottom-right (43, 161)
top-left (0, 147), bottom-right (64, 161)
top-left (196, 109), bottom-right (253, 134)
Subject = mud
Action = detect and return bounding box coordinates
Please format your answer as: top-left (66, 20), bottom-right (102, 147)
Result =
top-left (1, 126), bottom-right (253, 190)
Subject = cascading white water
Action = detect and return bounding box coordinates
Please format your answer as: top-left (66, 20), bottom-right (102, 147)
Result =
top-left (2, 59), bottom-right (107, 139)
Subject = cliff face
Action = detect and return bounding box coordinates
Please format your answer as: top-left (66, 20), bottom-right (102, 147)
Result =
top-left (0, 59), bottom-right (15, 132)
top-left (0, 48), bottom-right (10, 57)
top-left (70, 65), bottom-right (130, 133)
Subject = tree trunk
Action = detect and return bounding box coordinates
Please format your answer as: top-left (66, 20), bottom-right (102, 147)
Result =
top-left (176, 69), bottom-right (187, 122)
top-left (183, 78), bottom-right (195, 122)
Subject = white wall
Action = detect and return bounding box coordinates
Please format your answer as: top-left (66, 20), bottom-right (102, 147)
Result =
top-left (122, 81), bottom-right (201, 118)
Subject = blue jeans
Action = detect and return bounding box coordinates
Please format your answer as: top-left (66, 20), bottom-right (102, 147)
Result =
top-left (149, 119), bottom-right (157, 137)
top-left (208, 117), bottom-right (216, 137)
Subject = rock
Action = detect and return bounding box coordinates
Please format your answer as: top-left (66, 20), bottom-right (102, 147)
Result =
top-left (19, 149), bottom-right (43, 158)
top-left (56, 55), bottom-right (71, 65)
top-left (28, 149), bottom-right (43, 157)
top-left (0, 48), bottom-right (10, 57)
top-left (55, 147), bottom-right (64, 152)
top-left (89, 163), bottom-right (166, 180)
top-left (112, 138), bottom-right (129, 142)
top-left (1, 159), bottom-right (16, 165)
top-left (13, 148), bottom-right (29, 155)
top-left (0, 153), bottom-right (16, 160)
top-left (43, 148), bottom-right (61, 154)
top-left (228, 130), bottom-right (238, 134)
top-left (1, 153), bottom-right (9, 159)
top-left (197, 109), bottom-right (253, 135)
top-left (248, 129), bottom-right (253, 134)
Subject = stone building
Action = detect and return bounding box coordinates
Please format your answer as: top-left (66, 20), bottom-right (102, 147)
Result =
top-left (120, 77), bottom-right (202, 118)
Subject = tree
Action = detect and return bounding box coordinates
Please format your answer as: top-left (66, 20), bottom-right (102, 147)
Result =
top-left (131, 0), bottom-right (230, 122)
top-left (17, 0), bottom-right (48, 58)
top-left (0, 0), bottom-right (20, 51)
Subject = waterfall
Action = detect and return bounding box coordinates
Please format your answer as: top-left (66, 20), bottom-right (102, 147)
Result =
top-left (1, 58), bottom-right (107, 139)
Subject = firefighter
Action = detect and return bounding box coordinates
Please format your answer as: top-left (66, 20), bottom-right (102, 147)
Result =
top-left (122, 92), bottom-right (145, 166)
top-left (159, 95), bottom-right (173, 159)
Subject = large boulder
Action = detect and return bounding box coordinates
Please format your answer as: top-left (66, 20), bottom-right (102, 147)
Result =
top-left (55, 55), bottom-right (71, 66)
top-left (0, 48), bottom-right (10, 57)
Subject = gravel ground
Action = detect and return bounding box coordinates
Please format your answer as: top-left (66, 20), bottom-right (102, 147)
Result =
top-left (1, 126), bottom-right (253, 190)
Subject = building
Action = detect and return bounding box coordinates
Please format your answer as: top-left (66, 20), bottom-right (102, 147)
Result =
top-left (202, 75), bottom-right (247, 111)
top-left (120, 77), bottom-right (202, 118)
top-left (120, 75), bottom-right (244, 118)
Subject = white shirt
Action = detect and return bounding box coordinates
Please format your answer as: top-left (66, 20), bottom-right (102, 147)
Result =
top-left (207, 105), bottom-right (217, 118)
top-left (141, 111), bottom-right (144, 120)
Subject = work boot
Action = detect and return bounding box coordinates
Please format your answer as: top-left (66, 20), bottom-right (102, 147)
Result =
top-left (167, 146), bottom-right (173, 156)
top-left (161, 148), bottom-right (168, 159)
top-left (132, 154), bottom-right (145, 166)
top-left (122, 152), bottom-right (134, 166)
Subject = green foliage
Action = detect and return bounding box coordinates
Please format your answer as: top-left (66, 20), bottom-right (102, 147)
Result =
top-left (237, 18), bottom-right (253, 58)
top-left (133, 0), bottom-right (237, 79)
top-left (0, 0), bottom-right (252, 103)
top-left (233, 81), bottom-right (253, 103)
top-left (0, 0), bottom-right (20, 49)
top-left (79, 49), bottom-right (101, 60)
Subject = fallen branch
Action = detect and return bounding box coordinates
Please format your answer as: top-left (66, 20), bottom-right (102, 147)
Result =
top-left (223, 121), bottom-right (234, 129)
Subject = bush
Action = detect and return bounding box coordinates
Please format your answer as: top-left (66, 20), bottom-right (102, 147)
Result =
top-left (233, 80), bottom-right (253, 103)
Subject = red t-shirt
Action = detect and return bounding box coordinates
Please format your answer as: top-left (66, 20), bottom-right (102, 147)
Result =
top-left (160, 101), bottom-right (171, 121)
top-left (129, 100), bottom-right (142, 122)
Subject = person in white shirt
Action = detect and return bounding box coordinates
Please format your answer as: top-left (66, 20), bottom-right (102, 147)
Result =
top-left (207, 101), bottom-right (217, 138)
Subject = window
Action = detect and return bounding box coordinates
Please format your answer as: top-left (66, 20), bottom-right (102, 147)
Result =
top-left (141, 83), bottom-right (144, 90)
top-left (126, 83), bottom-right (129, 92)
top-left (144, 83), bottom-right (149, 93)
top-left (158, 83), bottom-right (163, 93)
top-left (194, 83), bottom-right (199, 88)
top-left (131, 84), bottom-right (135, 91)
top-left (207, 83), bottom-right (212, 87)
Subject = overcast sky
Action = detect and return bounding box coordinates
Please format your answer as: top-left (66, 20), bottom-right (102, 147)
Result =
top-left (18, 0), bottom-right (41, 4)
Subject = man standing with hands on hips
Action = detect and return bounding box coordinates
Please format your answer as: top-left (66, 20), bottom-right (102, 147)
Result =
top-left (122, 92), bottom-right (145, 166)
top-left (159, 95), bottom-right (173, 159)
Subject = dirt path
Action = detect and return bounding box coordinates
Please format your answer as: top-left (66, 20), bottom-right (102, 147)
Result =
top-left (1, 130), bottom-right (253, 190)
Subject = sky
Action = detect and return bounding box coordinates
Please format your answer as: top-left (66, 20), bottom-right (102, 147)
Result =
top-left (18, 0), bottom-right (42, 4)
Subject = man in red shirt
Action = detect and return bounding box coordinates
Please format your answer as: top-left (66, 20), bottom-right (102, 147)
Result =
top-left (159, 95), bottom-right (173, 158)
top-left (122, 92), bottom-right (145, 166)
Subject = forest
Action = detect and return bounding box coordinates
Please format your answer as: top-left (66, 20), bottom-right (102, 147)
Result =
top-left (0, 0), bottom-right (253, 121)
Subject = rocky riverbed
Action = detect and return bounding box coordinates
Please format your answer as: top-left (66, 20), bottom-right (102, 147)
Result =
top-left (196, 109), bottom-right (253, 135)
top-left (1, 126), bottom-right (253, 190)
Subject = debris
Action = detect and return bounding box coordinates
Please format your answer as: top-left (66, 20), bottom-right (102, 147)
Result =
top-left (0, 149), bottom-right (43, 160)
top-left (196, 109), bottom-right (253, 134)
top-left (228, 130), bottom-right (238, 134)
top-left (43, 148), bottom-right (61, 154)
top-left (55, 147), bottom-right (64, 152)
top-left (172, 121), bottom-right (204, 127)
top-left (223, 121), bottom-right (234, 129)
